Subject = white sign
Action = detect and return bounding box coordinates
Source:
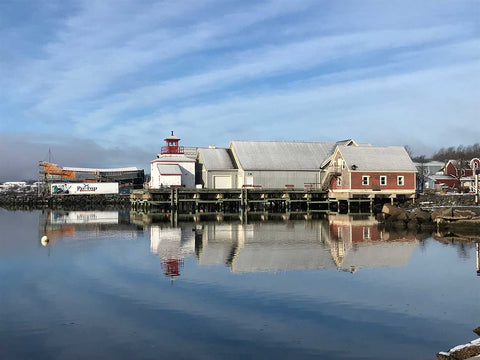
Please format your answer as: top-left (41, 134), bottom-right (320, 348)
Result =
top-left (49, 211), bottom-right (119, 224)
top-left (51, 183), bottom-right (118, 195)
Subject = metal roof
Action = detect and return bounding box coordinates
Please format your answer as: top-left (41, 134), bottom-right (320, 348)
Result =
top-left (62, 166), bottom-right (139, 172)
top-left (164, 135), bottom-right (180, 140)
top-left (152, 154), bottom-right (195, 162)
top-left (232, 243), bottom-right (337, 273)
top-left (414, 161), bottom-right (444, 167)
top-left (198, 148), bottom-right (236, 170)
top-left (230, 141), bottom-right (338, 170)
top-left (338, 146), bottom-right (417, 171)
top-left (157, 164), bottom-right (182, 175)
top-left (429, 174), bottom-right (456, 180)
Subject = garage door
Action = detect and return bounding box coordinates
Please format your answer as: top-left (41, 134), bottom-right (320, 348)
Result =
top-left (214, 176), bottom-right (232, 189)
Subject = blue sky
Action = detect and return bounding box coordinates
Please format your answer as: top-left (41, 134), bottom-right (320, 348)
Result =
top-left (1, 0), bottom-right (479, 179)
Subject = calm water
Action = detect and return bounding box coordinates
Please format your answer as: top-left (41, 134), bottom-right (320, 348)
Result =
top-left (1, 209), bottom-right (479, 360)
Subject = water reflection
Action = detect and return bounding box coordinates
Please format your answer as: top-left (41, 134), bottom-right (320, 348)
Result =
top-left (328, 214), bottom-right (418, 273)
top-left (150, 226), bottom-right (196, 278)
top-left (3, 208), bottom-right (480, 360)
top-left (39, 210), bottom-right (139, 245)
top-left (146, 214), bottom-right (419, 276)
top-left (40, 210), bottom-right (480, 278)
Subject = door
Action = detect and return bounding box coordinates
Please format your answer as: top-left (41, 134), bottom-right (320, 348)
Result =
top-left (213, 175), bottom-right (232, 189)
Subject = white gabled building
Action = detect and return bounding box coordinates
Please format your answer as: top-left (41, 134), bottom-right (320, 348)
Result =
top-left (228, 140), bottom-right (357, 189)
top-left (149, 132), bottom-right (195, 189)
top-left (197, 147), bottom-right (238, 189)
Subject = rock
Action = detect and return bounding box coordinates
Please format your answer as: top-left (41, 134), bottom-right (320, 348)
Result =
top-left (420, 222), bottom-right (436, 231)
top-left (382, 204), bottom-right (408, 220)
top-left (432, 208), bottom-right (454, 221)
top-left (407, 219), bottom-right (418, 229)
top-left (473, 326), bottom-right (480, 336)
top-left (392, 220), bottom-right (407, 229)
top-left (453, 209), bottom-right (477, 219)
top-left (436, 353), bottom-right (450, 360)
top-left (412, 209), bottom-right (432, 223)
top-left (375, 212), bottom-right (385, 221)
top-left (437, 338), bottom-right (480, 360)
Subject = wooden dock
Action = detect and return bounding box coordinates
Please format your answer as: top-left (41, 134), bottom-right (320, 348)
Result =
top-left (130, 188), bottom-right (375, 214)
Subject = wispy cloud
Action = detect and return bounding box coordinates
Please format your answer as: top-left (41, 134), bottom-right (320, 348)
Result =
top-left (100, 60), bottom-right (480, 148)
top-left (74, 25), bottom-right (474, 132)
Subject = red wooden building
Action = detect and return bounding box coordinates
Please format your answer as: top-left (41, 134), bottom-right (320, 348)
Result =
top-left (433, 158), bottom-right (480, 191)
top-left (325, 146), bottom-right (417, 201)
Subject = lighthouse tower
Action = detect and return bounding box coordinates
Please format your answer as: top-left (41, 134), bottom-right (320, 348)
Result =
top-left (149, 132), bottom-right (196, 188)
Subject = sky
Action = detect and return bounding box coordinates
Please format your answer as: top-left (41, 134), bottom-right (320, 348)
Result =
top-left (0, 0), bottom-right (479, 180)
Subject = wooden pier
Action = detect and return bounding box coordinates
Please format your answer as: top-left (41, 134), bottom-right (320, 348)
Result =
top-left (130, 188), bottom-right (374, 214)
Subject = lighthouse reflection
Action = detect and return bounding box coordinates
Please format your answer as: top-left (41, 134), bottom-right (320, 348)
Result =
top-left (149, 226), bottom-right (196, 278)
top-left (148, 215), bottom-right (420, 277)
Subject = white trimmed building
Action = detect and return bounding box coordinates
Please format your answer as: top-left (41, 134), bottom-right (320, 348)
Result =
top-left (149, 132), bottom-right (195, 189)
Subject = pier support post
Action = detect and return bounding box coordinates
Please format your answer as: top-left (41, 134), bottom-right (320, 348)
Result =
top-left (175, 188), bottom-right (179, 210)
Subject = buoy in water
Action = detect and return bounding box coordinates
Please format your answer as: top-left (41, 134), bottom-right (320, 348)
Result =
top-left (40, 236), bottom-right (49, 246)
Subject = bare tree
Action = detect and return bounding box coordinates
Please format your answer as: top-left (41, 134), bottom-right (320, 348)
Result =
top-left (415, 155), bottom-right (427, 193)
top-left (404, 145), bottom-right (413, 159)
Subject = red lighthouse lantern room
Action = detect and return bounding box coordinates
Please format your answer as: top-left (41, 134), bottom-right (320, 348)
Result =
top-left (161, 131), bottom-right (184, 155)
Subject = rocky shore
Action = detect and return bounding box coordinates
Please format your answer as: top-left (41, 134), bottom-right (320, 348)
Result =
top-left (377, 192), bottom-right (480, 241)
top-left (0, 193), bottom-right (131, 211)
top-left (437, 327), bottom-right (480, 359)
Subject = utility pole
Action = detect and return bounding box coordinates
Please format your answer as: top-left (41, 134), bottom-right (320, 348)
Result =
top-left (475, 174), bottom-right (479, 206)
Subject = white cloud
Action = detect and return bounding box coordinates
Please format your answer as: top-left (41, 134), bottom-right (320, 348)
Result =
top-left (98, 60), bottom-right (480, 150)
top-left (72, 25), bottom-right (475, 134)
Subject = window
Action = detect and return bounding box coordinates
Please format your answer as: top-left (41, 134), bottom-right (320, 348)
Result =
top-left (363, 227), bottom-right (370, 240)
top-left (397, 176), bottom-right (404, 186)
top-left (341, 159), bottom-right (346, 169)
top-left (362, 176), bottom-right (369, 185)
top-left (380, 176), bottom-right (387, 186)
top-left (337, 177), bottom-right (342, 186)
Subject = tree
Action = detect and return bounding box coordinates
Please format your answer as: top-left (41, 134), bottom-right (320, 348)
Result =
top-left (432, 143), bottom-right (480, 161)
top-left (415, 155), bottom-right (427, 193)
top-left (404, 145), bottom-right (413, 159)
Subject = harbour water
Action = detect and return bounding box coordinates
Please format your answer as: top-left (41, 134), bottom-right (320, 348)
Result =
top-left (1, 208), bottom-right (479, 359)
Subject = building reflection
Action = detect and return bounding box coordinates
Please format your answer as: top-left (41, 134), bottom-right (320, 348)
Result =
top-left (149, 225), bottom-right (196, 278)
top-left (39, 210), bottom-right (138, 245)
top-left (328, 214), bottom-right (418, 273)
top-left (147, 215), bottom-right (420, 276)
